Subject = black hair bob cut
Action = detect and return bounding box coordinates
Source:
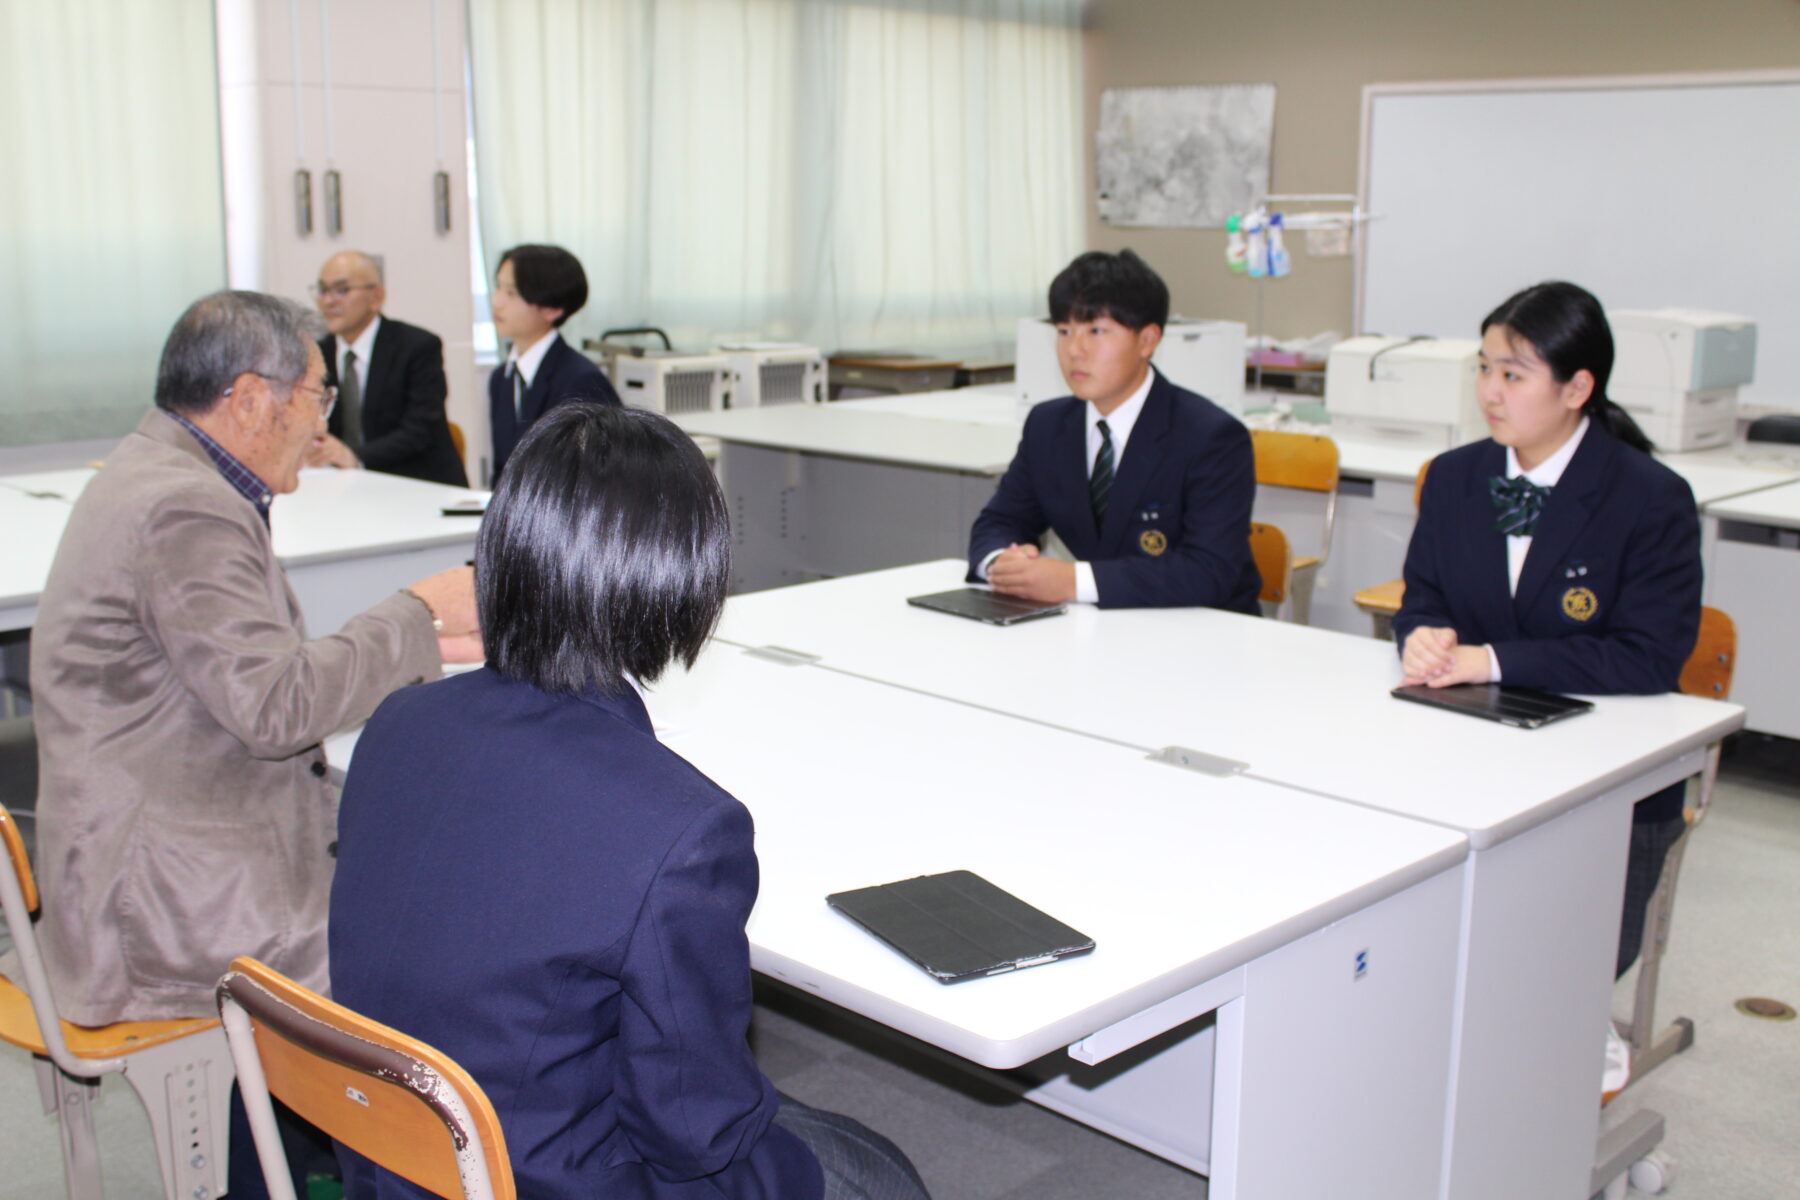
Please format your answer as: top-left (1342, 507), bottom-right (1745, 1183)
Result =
top-left (498, 244), bottom-right (589, 326)
top-left (1047, 248), bottom-right (1170, 332)
top-left (475, 402), bottom-right (729, 696)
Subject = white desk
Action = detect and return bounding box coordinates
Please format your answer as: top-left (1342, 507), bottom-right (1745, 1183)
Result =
top-left (1698, 478), bottom-right (1800, 738)
top-left (712, 561), bottom-right (1744, 1200)
top-left (0, 467), bottom-right (483, 637)
top-left (671, 403), bottom-right (1021, 592)
top-left (329, 647), bottom-right (1468, 1199)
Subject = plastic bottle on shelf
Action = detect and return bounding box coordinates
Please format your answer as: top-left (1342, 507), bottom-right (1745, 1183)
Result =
top-left (1225, 213), bottom-right (1248, 273)
top-left (1268, 213), bottom-right (1292, 278)
top-left (1244, 209), bottom-right (1269, 278)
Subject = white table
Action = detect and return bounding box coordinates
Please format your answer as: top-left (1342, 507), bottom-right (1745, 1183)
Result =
top-left (0, 467), bottom-right (484, 638)
top-left (671, 403), bottom-right (1022, 592)
top-left (710, 561), bottom-right (1744, 1200)
top-left (328, 647), bottom-right (1468, 1199)
top-left (1698, 478), bottom-right (1800, 738)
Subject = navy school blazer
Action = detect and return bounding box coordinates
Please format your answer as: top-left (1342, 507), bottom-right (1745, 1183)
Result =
top-left (329, 669), bottom-right (822, 1200)
top-left (966, 370), bottom-right (1261, 612)
top-left (488, 334), bottom-right (621, 481)
top-left (1393, 421), bottom-right (1702, 696)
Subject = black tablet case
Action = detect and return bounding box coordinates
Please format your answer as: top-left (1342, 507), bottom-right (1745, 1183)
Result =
top-left (905, 588), bottom-right (1067, 626)
top-left (1390, 682), bottom-right (1595, 728)
top-left (827, 870), bottom-right (1095, 984)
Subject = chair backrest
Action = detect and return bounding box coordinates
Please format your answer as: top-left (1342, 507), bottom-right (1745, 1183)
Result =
top-left (448, 420), bottom-right (467, 460)
top-left (0, 802), bottom-right (36, 915)
top-left (1251, 429), bottom-right (1340, 493)
top-left (1248, 522), bottom-right (1291, 605)
top-left (1679, 606), bottom-right (1736, 700)
top-left (1412, 459), bottom-right (1430, 510)
top-left (217, 957), bottom-right (515, 1200)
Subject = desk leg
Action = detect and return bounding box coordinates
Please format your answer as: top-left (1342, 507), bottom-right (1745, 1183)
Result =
top-left (1023, 865), bottom-right (1461, 1200)
top-left (1440, 791), bottom-right (1632, 1200)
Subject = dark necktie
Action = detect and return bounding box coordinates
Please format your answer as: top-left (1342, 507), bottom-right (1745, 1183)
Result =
top-left (1091, 419), bottom-right (1114, 527)
top-left (1490, 474), bottom-right (1552, 537)
top-left (513, 363), bottom-right (526, 422)
top-left (338, 349), bottom-right (363, 455)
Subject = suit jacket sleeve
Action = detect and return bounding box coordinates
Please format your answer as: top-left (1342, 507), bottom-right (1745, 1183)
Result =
top-left (357, 328), bottom-right (451, 473)
top-left (967, 422), bottom-right (1051, 580)
top-left (1091, 414), bottom-right (1257, 609)
top-left (1491, 476), bottom-right (1702, 694)
top-left (134, 492), bottom-right (441, 759)
top-left (1392, 453), bottom-right (1457, 654)
top-left (615, 800), bottom-right (810, 1189)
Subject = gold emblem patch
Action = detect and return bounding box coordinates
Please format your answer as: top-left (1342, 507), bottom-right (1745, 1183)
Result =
top-left (1561, 586), bottom-right (1598, 622)
top-left (1139, 529), bottom-right (1168, 557)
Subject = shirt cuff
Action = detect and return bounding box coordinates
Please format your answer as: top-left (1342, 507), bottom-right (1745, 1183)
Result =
top-left (1485, 645), bottom-right (1502, 682)
top-left (975, 549), bottom-right (1002, 582)
top-left (1074, 562), bottom-right (1098, 605)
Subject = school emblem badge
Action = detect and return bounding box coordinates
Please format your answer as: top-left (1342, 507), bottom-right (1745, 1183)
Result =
top-left (1139, 529), bottom-right (1168, 556)
top-left (1561, 586), bottom-right (1598, 622)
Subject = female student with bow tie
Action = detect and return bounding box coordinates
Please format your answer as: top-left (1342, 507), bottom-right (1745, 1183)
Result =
top-left (1391, 281), bottom-right (1702, 991)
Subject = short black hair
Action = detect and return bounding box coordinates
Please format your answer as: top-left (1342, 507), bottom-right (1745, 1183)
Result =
top-left (476, 402), bottom-right (729, 695)
top-left (1047, 249), bottom-right (1169, 332)
top-left (155, 291), bottom-right (322, 415)
top-left (498, 244), bottom-right (588, 326)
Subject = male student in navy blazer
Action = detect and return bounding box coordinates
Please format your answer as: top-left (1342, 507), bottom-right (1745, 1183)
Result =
top-left (968, 249), bottom-right (1261, 612)
top-left (487, 243), bottom-right (620, 481)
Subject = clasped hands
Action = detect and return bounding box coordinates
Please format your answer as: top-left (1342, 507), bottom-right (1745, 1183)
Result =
top-left (305, 433), bottom-right (361, 470)
top-left (987, 543), bottom-right (1076, 604)
top-left (1400, 626), bottom-right (1493, 688)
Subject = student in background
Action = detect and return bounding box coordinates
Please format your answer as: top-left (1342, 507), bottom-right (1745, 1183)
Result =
top-left (966, 249), bottom-right (1260, 611)
top-left (1392, 280), bottom-right (1701, 1092)
top-left (487, 243), bottom-right (620, 481)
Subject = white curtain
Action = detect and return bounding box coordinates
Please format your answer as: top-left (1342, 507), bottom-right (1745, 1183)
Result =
top-left (0, 0), bottom-right (226, 446)
top-left (468, 0), bottom-right (1082, 358)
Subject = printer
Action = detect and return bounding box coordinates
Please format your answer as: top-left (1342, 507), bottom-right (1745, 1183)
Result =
top-left (1608, 309), bottom-right (1756, 452)
top-left (1324, 336), bottom-right (1484, 450)
top-left (1015, 316), bottom-right (1248, 416)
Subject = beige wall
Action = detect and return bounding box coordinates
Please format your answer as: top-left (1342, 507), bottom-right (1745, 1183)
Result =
top-left (1084, 0), bottom-right (1800, 342)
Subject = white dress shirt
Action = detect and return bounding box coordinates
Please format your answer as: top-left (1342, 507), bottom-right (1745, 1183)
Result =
top-left (978, 368), bottom-right (1155, 604)
top-left (337, 314), bottom-right (381, 395)
top-left (1487, 416), bottom-right (1590, 681)
top-left (508, 328), bottom-right (562, 390)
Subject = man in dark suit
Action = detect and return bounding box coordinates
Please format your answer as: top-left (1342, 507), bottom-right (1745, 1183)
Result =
top-left (487, 243), bottom-right (620, 481)
top-left (307, 250), bottom-right (468, 486)
top-left (968, 249), bottom-right (1260, 611)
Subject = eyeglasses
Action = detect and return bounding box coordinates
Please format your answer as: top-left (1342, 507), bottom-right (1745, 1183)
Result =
top-left (309, 281), bottom-right (378, 301)
top-left (231, 373), bottom-right (337, 419)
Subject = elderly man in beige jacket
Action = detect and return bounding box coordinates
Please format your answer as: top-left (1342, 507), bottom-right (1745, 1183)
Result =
top-left (27, 290), bottom-right (480, 1030)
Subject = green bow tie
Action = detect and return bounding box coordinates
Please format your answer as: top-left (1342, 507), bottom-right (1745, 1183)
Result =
top-left (1490, 475), bottom-right (1553, 537)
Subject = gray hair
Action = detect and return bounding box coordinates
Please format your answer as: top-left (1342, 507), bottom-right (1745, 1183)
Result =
top-left (154, 291), bottom-right (324, 415)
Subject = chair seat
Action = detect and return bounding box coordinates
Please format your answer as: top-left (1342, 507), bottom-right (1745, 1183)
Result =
top-left (1353, 578), bottom-right (1406, 615)
top-left (0, 974), bottom-right (217, 1058)
top-left (1294, 555), bottom-right (1321, 572)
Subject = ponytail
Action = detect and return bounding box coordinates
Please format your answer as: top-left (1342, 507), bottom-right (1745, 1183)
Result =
top-left (1482, 281), bottom-right (1655, 455)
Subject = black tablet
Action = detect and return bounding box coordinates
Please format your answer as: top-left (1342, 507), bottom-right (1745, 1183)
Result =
top-left (906, 587), bottom-right (1066, 626)
top-left (827, 870), bottom-right (1095, 984)
top-left (1391, 683), bottom-right (1595, 729)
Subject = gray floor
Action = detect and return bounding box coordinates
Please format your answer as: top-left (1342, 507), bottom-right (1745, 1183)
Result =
top-left (3, 738), bottom-right (1797, 1200)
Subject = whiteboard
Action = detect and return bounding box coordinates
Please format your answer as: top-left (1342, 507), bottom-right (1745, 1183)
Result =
top-left (1358, 72), bottom-right (1800, 409)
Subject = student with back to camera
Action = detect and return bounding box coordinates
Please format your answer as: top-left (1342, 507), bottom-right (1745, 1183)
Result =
top-left (1391, 280), bottom-right (1701, 1092)
top-left (967, 249), bottom-right (1262, 611)
top-left (330, 403), bottom-right (931, 1200)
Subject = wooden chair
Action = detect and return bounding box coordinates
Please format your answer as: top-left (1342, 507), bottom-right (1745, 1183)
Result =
top-left (1352, 460), bottom-right (1431, 639)
top-left (1617, 606), bottom-right (1737, 1083)
top-left (1248, 522), bottom-right (1293, 618)
top-left (448, 420), bottom-right (467, 461)
top-left (217, 956), bottom-right (514, 1200)
top-left (0, 803), bottom-right (233, 1200)
top-left (1250, 430), bottom-right (1338, 625)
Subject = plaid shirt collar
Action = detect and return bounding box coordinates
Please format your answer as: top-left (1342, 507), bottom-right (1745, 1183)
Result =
top-left (168, 410), bottom-right (275, 527)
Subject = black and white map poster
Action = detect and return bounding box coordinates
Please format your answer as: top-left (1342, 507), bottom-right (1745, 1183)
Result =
top-left (1096, 84), bottom-right (1275, 228)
